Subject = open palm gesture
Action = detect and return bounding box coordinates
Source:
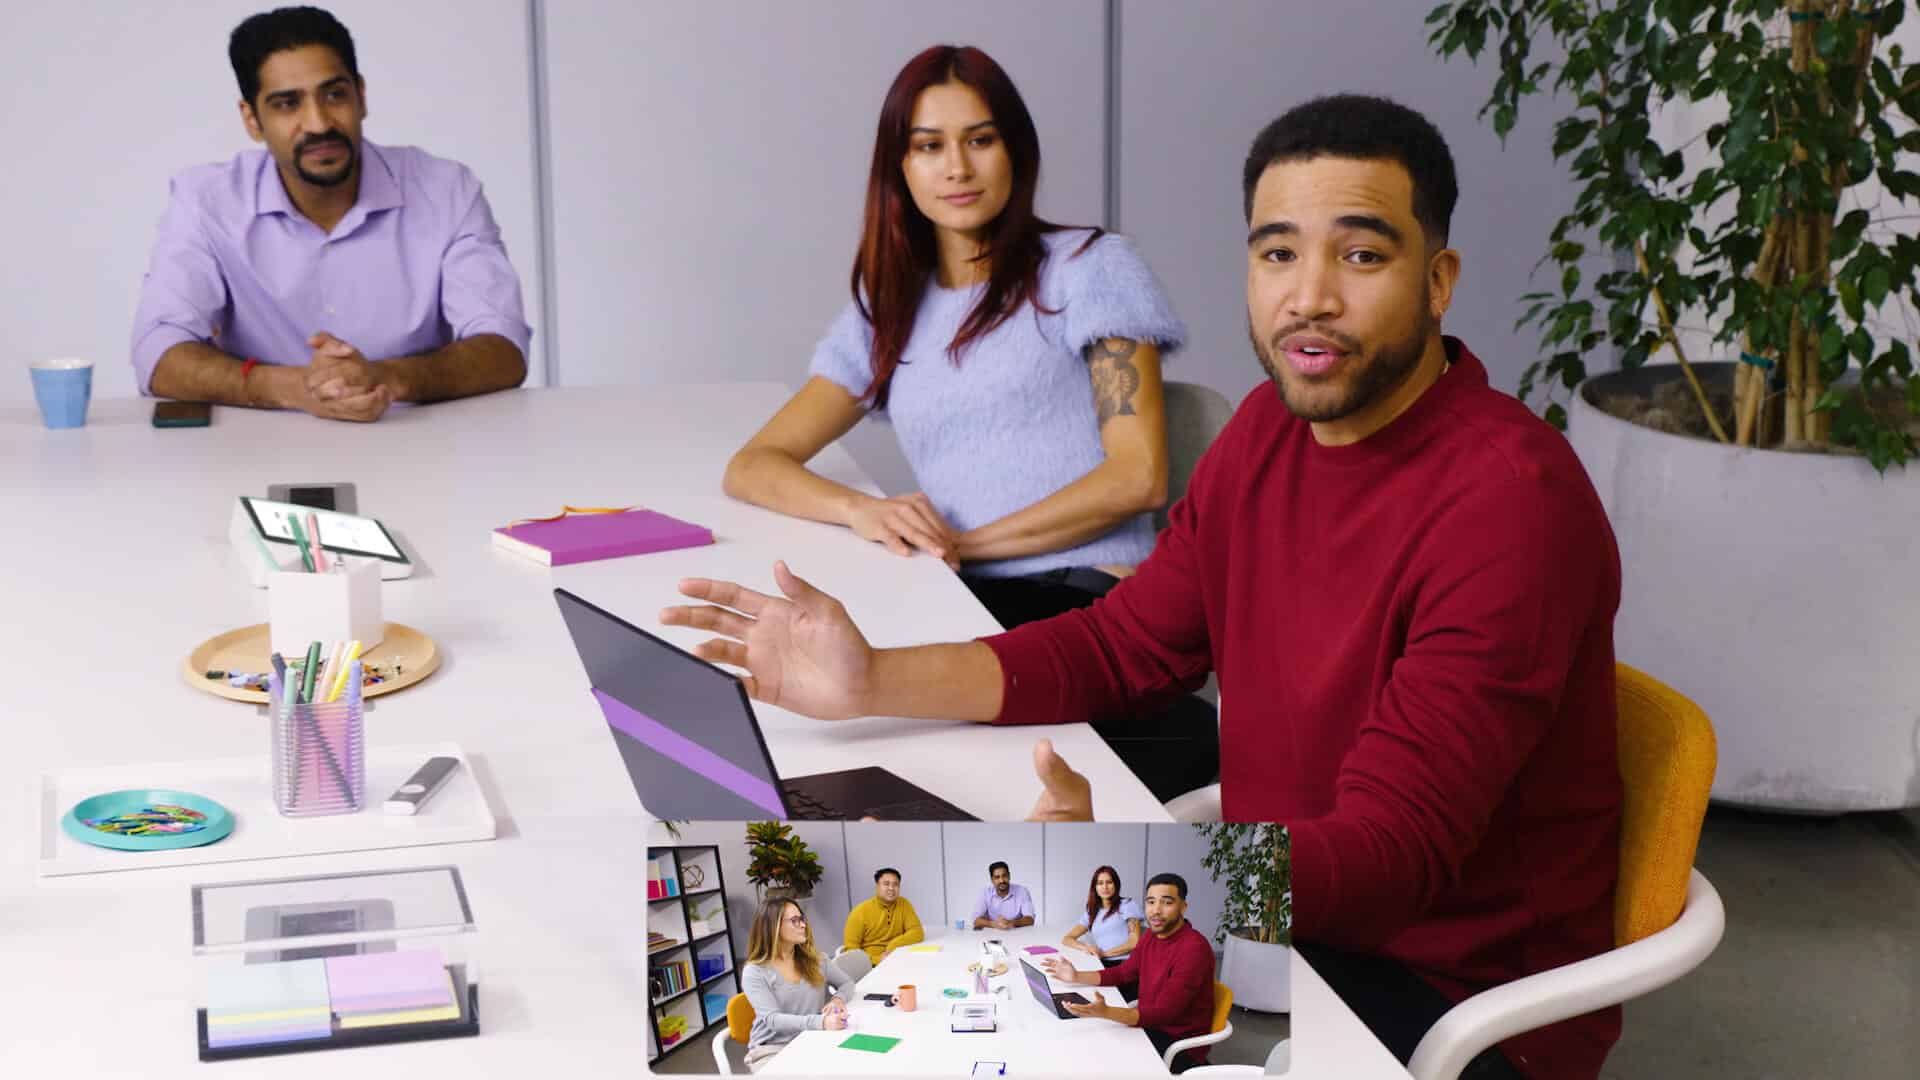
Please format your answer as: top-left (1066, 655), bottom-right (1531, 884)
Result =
top-left (661, 561), bottom-right (874, 720)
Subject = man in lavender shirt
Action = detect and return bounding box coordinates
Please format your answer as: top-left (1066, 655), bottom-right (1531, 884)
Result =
top-left (131, 6), bottom-right (530, 422)
top-left (970, 861), bottom-right (1037, 931)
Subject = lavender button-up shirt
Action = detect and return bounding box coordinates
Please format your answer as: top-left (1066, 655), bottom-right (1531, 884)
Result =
top-left (130, 140), bottom-right (531, 394)
top-left (971, 883), bottom-right (1036, 923)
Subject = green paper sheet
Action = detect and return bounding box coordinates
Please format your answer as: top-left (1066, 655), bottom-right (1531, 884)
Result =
top-left (839, 1034), bottom-right (902, 1054)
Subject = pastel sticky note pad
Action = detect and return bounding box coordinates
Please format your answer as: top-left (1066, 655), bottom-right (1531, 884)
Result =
top-left (1023, 945), bottom-right (1058, 954)
top-left (336, 971), bottom-right (462, 1027)
top-left (207, 1005), bottom-right (333, 1026)
top-left (338, 1002), bottom-right (461, 1029)
top-left (839, 1034), bottom-right (902, 1053)
top-left (905, 945), bottom-right (942, 953)
top-left (207, 1021), bottom-right (332, 1049)
top-left (206, 958), bottom-right (331, 1018)
top-left (324, 948), bottom-right (451, 1010)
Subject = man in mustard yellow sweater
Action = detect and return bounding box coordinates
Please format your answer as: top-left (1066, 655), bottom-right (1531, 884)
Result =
top-left (843, 867), bottom-right (925, 964)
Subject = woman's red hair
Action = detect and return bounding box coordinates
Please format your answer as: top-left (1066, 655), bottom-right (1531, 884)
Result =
top-left (852, 44), bottom-right (1098, 410)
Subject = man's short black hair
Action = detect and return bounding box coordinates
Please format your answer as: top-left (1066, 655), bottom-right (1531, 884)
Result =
top-left (1145, 872), bottom-right (1188, 901)
top-left (874, 867), bottom-right (901, 883)
top-left (229, 6), bottom-right (358, 106)
top-left (988, 861), bottom-right (1010, 877)
top-left (1241, 94), bottom-right (1458, 247)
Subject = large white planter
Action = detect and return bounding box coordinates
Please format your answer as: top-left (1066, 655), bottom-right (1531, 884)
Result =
top-left (1569, 365), bottom-right (1920, 812)
top-left (1218, 933), bottom-right (1290, 1013)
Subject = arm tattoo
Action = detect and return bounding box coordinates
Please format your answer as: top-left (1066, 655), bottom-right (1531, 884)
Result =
top-left (1086, 338), bottom-right (1141, 426)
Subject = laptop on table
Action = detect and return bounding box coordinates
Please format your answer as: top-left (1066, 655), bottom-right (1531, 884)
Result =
top-left (553, 588), bottom-right (976, 821)
top-left (1019, 957), bottom-right (1093, 1019)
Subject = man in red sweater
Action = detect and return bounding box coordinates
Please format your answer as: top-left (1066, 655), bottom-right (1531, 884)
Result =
top-left (1040, 873), bottom-right (1216, 1072)
top-left (664, 94), bottom-right (1622, 1079)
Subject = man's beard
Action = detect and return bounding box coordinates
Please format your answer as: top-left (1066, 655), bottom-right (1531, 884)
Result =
top-left (1250, 298), bottom-right (1432, 424)
top-left (294, 135), bottom-right (357, 188)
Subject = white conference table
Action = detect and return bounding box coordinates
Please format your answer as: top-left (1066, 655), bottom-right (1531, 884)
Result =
top-left (763, 926), bottom-right (1162, 1075)
top-left (764, 925), bottom-right (1414, 1078)
top-left (1, 385), bottom-right (1408, 1078)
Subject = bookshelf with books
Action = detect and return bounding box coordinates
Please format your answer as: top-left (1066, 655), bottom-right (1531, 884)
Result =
top-left (646, 844), bottom-right (739, 1066)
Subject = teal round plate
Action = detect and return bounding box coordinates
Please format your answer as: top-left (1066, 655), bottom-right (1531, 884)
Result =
top-left (62, 790), bottom-right (233, 852)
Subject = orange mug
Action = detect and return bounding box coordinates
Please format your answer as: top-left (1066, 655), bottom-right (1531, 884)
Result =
top-left (890, 984), bottom-right (918, 1012)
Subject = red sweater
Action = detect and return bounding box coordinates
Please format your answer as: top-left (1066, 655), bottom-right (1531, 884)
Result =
top-left (1097, 920), bottom-right (1216, 1059)
top-left (983, 341), bottom-right (1623, 1079)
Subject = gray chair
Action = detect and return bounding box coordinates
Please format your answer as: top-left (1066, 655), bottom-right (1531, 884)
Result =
top-left (1158, 380), bottom-right (1236, 533)
top-left (829, 944), bottom-right (873, 984)
top-left (1158, 380), bottom-right (1235, 710)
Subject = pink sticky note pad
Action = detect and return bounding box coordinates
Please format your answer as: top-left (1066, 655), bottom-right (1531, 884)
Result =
top-left (324, 948), bottom-right (452, 1011)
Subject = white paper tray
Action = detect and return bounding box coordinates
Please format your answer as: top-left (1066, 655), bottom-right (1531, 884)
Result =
top-left (38, 742), bottom-right (495, 878)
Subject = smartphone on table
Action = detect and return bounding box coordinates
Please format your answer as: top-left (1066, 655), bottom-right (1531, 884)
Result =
top-left (152, 400), bottom-right (212, 427)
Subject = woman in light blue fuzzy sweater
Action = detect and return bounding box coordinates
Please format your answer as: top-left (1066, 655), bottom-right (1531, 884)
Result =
top-left (721, 44), bottom-right (1216, 800)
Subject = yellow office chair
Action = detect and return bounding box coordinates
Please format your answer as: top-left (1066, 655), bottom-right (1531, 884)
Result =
top-left (1406, 663), bottom-right (1726, 1080)
top-left (1163, 981), bottom-right (1235, 1069)
top-left (1163, 664), bottom-right (1728, 1080)
top-left (709, 992), bottom-right (754, 1075)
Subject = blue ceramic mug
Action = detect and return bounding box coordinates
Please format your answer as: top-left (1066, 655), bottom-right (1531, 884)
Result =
top-left (30, 357), bottom-right (92, 429)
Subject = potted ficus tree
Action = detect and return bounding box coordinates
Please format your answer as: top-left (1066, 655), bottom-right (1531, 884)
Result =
top-left (1430, 1), bottom-right (1920, 811)
top-left (743, 821), bottom-right (824, 901)
top-left (1196, 822), bottom-right (1291, 1013)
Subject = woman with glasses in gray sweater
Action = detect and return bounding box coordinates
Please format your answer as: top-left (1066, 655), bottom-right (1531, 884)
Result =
top-left (738, 897), bottom-right (855, 1071)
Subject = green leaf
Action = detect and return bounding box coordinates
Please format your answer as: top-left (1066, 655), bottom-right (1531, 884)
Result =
top-left (1888, 341), bottom-right (1914, 380)
top-left (1814, 19), bottom-right (1842, 60)
top-left (1563, 265), bottom-right (1583, 296)
top-left (1849, 327), bottom-right (1875, 364)
top-left (1820, 323), bottom-right (1846, 363)
top-left (1545, 402), bottom-right (1569, 430)
top-left (1813, 388), bottom-right (1848, 413)
top-left (1863, 265), bottom-right (1892, 309)
top-left (1849, 140), bottom-right (1875, 183)
top-left (1837, 276), bottom-right (1864, 322)
top-left (1552, 119), bottom-right (1595, 159)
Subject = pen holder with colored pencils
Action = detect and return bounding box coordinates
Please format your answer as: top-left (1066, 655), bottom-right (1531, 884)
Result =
top-left (268, 664), bottom-right (367, 816)
top-left (268, 559), bottom-right (384, 658)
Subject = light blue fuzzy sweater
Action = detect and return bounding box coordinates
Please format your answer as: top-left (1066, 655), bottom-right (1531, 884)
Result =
top-left (809, 229), bottom-right (1187, 578)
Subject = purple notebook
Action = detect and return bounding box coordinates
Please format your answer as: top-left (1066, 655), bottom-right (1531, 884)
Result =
top-left (492, 510), bottom-right (714, 566)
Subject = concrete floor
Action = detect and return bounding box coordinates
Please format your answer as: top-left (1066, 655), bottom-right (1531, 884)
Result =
top-left (1601, 805), bottom-right (1920, 1079)
top-left (651, 807), bottom-right (1920, 1077)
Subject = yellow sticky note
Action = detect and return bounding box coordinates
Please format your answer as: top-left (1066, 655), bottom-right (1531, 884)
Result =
top-left (906, 945), bottom-right (942, 953)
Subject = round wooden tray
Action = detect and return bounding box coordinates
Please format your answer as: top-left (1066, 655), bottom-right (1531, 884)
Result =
top-left (183, 622), bottom-right (440, 704)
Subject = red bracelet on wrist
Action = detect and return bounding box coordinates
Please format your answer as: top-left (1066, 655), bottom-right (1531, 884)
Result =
top-left (239, 358), bottom-right (261, 406)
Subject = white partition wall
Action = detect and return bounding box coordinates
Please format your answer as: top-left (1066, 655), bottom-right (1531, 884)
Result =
top-left (658, 822), bottom-right (1240, 964)
top-left (0, 1), bottom-right (545, 405)
top-left (540, 0), bottom-right (1106, 493)
top-left (940, 822), bottom-right (1047, 928)
top-left (665, 819), bottom-right (854, 962)
top-left (1041, 823), bottom-right (1150, 927)
top-left (843, 821), bottom-right (950, 931)
top-left (1146, 822), bottom-right (1227, 944)
top-left (1117, 0), bottom-right (1572, 405)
